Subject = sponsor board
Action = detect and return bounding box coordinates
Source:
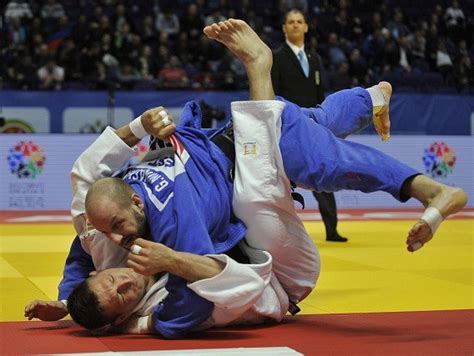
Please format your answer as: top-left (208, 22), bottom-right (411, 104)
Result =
top-left (63, 107), bottom-right (134, 133)
top-left (0, 135), bottom-right (472, 210)
top-left (297, 136), bottom-right (473, 209)
top-left (0, 107), bottom-right (50, 133)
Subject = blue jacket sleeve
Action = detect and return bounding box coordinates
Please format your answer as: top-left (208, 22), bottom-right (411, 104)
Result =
top-left (151, 276), bottom-right (214, 339)
top-left (57, 236), bottom-right (95, 300)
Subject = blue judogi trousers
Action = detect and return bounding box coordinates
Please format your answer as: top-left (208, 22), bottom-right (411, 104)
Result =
top-left (278, 87), bottom-right (419, 201)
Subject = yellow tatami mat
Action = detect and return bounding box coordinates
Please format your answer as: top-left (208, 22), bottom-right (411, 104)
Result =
top-left (0, 219), bottom-right (473, 322)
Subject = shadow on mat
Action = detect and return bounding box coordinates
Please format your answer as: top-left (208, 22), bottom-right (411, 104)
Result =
top-left (63, 321), bottom-right (282, 340)
top-left (24, 320), bottom-right (76, 331)
top-left (296, 317), bottom-right (452, 342)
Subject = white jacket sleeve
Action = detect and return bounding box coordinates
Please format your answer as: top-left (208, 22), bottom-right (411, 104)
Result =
top-left (70, 126), bottom-right (137, 223)
top-left (188, 254), bottom-right (266, 316)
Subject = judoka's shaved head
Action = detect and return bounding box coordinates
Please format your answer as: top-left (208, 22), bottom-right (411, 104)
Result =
top-left (85, 177), bottom-right (135, 211)
top-left (85, 178), bottom-right (148, 244)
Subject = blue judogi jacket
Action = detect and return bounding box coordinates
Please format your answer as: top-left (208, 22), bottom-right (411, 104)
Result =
top-left (60, 101), bottom-right (246, 338)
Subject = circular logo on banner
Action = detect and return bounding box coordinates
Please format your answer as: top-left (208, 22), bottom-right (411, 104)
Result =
top-left (0, 119), bottom-right (35, 133)
top-left (7, 141), bottom-right (47, 178)
top-left (422, 142), bottom-right (456, 178)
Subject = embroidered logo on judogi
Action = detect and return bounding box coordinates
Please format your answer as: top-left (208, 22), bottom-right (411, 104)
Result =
top-left (243, 141), bottom-right (257, 155)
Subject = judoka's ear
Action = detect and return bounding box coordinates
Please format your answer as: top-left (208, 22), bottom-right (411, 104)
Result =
top-left (131, 193), bottom-right (144, 210)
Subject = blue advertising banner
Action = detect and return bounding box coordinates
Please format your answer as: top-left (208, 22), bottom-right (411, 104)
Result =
top-left (0, 90), bottom-right (472, 134)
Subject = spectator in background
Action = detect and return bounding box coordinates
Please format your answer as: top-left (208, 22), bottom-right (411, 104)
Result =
top-left (426, 23), bottom-right (439, 68)
top-left (156, 8), bottom-right (180, 37)
top-left (386, 8), bottom-right (409, 41)
top-left (114, 4), bottom-right (130, 33)
top-left (37, 58), bottom-right (64, 90)
top-left (156, 45), bottom-right (170, 71)
top-left (140, 15), bottom-right (157, 44)
top-left (72, 14), bottom-right (89, 46)
top-left (114, 22), bottom-right (134, 61)
top-left (329, 61), bottom-right (352, 91)
top-left (98, 15), bottom-right (113, 39)
top-left (14, 54), bottom-right (37, 89)
top-left (1, 1), bottom-right (472, 92)
top-left (381, 29), bottom-right (400, 71)
top-left (334, 8), bottom-right (351, 40)
top-left (138, 45), bottom-right (155, 80)
top-left (175, 32), bottom-right (190, 60)
top-left (216, 50), bottom-right (238, 89)
top-left (7, 17), bottom-right (28, 45)
top-left (117, 62), bottom-right (141, 90)
top-left (278, 0), bottom-right (308, 14)
top-left (349, 16), bottom-right (365, 46)
top-left (444, 0), bottom-right (465, 37)
top-left (349, 48), bottom-right (369, 86)
top-left (327, 32), bottom-right (347, 70)
top-left (181, 3), bottom-right (204, 42)
top-left (204, 8), bottom-right (226, 26)
top-left (398, 36), bottom-right (412, 73)
top-left (129, 35), bottom-right (143, 65)
top-left (40, 0), bottom-right (66, 35)
top-left (437, 40), bottom-right (455, 85)
top-left (408, 27), bottom-right (427, 62)
top-left (80, 42), bottom-right (102, 80)
top-left (91, 5), bottom-right (105, 25)
top-left (454, 53), bottom-right (472, 92)
top-left (192, 62), bottom-right (216, 90)
top-left (34, 43), bottom-right (51, 66)
top-left (366, 12), bottom-right (383, 34)
top-left (41, 0), bottom-right (65, 20)
top-left (58, 39), bottom-right (81, 81)
top-left (4, 0), bottom-right (32, 24)
top-left (158, 55), bottom-right (189, 88)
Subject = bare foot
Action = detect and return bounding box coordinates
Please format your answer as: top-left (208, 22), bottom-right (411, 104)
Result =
top-left (374, 81), bottom-right (392, 141)
top-left (406, 185), bottom-right (467, 252)
top-left (203, 19), bottom-right (272, 75)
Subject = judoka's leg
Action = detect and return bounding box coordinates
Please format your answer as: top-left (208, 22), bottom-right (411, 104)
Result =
top-left (297, 82), bottom-right (391, 140)
top-left (205, 19), bottom-right (319, 303)
top-left (204, 18), bottom-right (388, 141)
top-left (401, 175), bottom-right (467, 251)
top-left (204, 19), bottom-right (274, 101)
top-left (279, 107), bottom-right (467, 251)
top-left (206, 18), bottom-right (468, 254)
top-left (231, 101), bottom-right (320, 304)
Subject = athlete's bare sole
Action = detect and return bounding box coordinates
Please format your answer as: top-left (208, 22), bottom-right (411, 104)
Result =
top-left (375, 81), bottom-right (392, 141)
top-left (203, 19), bottom-right (272, 73)
top-left (204, 19), bottom-right (274, 100)
top-left (403, 175), bottom-right (468, 252)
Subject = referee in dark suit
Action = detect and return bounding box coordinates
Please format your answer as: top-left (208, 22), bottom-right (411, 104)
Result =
top-left (271, 9), bottom-right (348, 242)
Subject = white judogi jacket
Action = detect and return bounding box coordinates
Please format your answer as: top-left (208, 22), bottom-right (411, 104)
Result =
top-left (70, 100), bottom-right (319, 329)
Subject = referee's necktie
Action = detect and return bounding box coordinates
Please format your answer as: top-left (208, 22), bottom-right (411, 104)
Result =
top-left (298, 50), bottom-right (309, 77)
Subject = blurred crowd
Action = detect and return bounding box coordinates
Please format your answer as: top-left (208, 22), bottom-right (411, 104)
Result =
top-left (1, 0), bottom-right (472, 92)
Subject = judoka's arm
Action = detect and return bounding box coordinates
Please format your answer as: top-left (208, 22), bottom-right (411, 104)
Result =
top-left (127, 238), bottom-right (265, 307)
top-left (127, 238), bottom-right (225, 282)
top-left (70, 107), bottom-right (175, 221)
top-left (124, 240), bottom-right (267, 335)
top-left (25, 236), bottom-right (94, 321)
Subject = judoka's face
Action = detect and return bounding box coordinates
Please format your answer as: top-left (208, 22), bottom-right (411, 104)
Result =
top-left (89, 268), bottom-right (149, 321)
top-left (88, 194), bottom-right (150, 249)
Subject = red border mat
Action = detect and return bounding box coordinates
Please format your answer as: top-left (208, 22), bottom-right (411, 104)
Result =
top-left (1, 310), bottom-right (472, 355)
top-left (1, 208), bottom-right (473, 224)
